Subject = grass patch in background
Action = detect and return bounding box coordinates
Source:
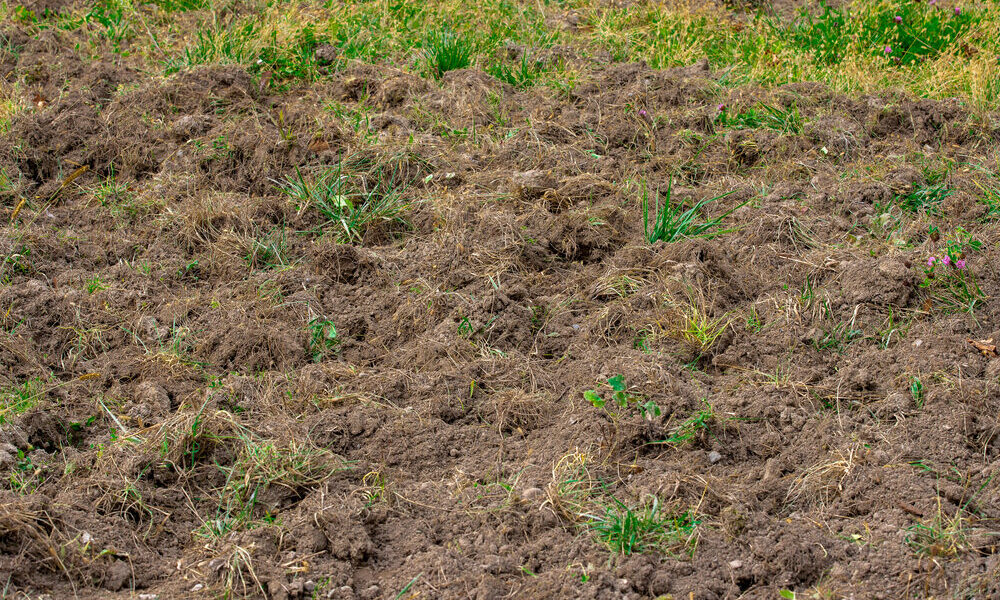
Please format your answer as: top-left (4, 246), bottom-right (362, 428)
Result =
top-left (586, 0), bottom-right (999, 108)
top-left (9, 0), bottom-right (992, 106)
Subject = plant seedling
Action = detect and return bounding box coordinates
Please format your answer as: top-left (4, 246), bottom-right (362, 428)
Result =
top-left (910, 376), bottom-right (924, 408)
top-left (307, 317), bottom-right (340, 362)
top-left (584, 375), bottom-right (660, 419)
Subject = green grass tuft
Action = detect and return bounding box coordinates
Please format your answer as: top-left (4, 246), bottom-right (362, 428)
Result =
top-left (0, 378), bottom-right (45, 425)
top-left (277, 160), bottom-right (411, 244)
top-left (641, 181), bottom-right (742, 244)
top-left (422, 28), bottom-right (474, 77)
top-left (486, 53), bottom-right (547, 88)
top-left (586, 495), bottom-right (700, 556)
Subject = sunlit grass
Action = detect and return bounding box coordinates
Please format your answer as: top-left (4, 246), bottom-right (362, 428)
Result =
top-left (584, 0), bottom-right (1000, 109)
top-left (10, 0), bottom-right (998, 107)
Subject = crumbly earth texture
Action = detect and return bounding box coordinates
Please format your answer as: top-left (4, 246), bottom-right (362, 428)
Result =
top-left (1, 0), bottom-right (1000, 598)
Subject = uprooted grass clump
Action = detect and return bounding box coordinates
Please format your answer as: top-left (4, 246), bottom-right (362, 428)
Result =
top-left (196, 436), bottom-right (344, 539)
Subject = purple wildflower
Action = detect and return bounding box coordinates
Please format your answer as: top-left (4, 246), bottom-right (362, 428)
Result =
top-left (954, 7), bottom-right (961, 15)
top-left (942, 255), bottom-right (951, 266)
top-left (927, 256), bottom-right (937, 267)
top-left (929, 0), bottom-right (936, 5)
top-left (884, 45), bottom-right (893, 54)
top-left (894, 15), bottom-right (902, 23)
top-left (717, 104), bottom-right (726, 111)
top-left (638, 109), bottom-right (647, 117)
top-left (956, 259), bottom-right (966, 270)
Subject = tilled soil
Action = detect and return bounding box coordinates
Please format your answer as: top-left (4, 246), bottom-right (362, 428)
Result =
top-left (2, 5), bottom-right (1000, 600)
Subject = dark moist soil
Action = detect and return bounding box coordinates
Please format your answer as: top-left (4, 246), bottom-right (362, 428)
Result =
top-left (2, 10), bottom-right (1000, 600)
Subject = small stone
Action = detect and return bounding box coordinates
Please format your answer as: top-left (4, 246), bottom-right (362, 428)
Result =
top-left (708, 451), bottom-right (722, 464)
top-left (137, 315), bottom-right (159, 339)
top-left (315, 44), bottom-right (339, 65)
top-left (728, 560), bottom-right (743, 569)
top-left (510, 169), bottom-right (556, 200)
top-left (138, 595), bottom-right (159, 600)
top-left (521, 487), bottom-right (544, 502)
top-left (912, 339), bottom-right (923, 347)
top-left (80, 532), bottom-right (92, 545)
top-left (449, 448), bottom-right (461, 457)
top-left (304, 580), bottom-right (316, 592)
top-left (191, 584), bottom-right (204, 592)
top-left (171, 115), bottom-right (211, 139)
top-left (103, 560), bottom-right (132, 591)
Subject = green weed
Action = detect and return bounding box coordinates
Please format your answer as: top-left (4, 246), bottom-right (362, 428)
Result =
top-left (198, 437), bottom-right (343, 539)
top-left (307, 317), bottom-right (340, 362)
top-left (277, 161), bottom-right (411, 244)
top-left (784, 1), bottom-right (849, 65)
top-left (92, 168), bottom-right (152, 221)
top-left (0, 377), bottom-right (45, 425)
top-left (166, 20), bottom-right (328, 87)
top-left (86, 275), bottom-right (107, 294)
top-left (905, 504), bottom-right (976, 557)
top-left (244, 228), bottom-right (290, 271)
top-left (85, 0), bottom-right (134, 53)
top-left (899, 183), bottom-right (952, 213)
top-left (657, 400), bottom-right (714, 445)
top-left (910, 376), bottom-right (924, 408)
top-left (970, 164), bottom-right (1000, 220)
top-left (1, 245), bottom-right (31, 283)
top-left (147, 0), bottom-right (208, 12)
top-left (152, 321), bottom-right (200, 367)
top-left (325, 100), bottom-right (378, 144)
top-left (670, 292), bottom-right (732, 354)
top-left (486, 53), bottom-right (547, 88)
top-left (812, 301), bottom-right (862, 353)
top-left (921, 228), bottom-right (985, 313)
top-left (7, 448), bottom-right (39, 493)
top-left (715, 102), bottom-right (802, 133)
top-left (860, 0), bottom-right (978, 66)
top-left (584, 375), bottom-right (660, 420)
top-left (587, 0), bottom-right (997, 109)
top-left (586, 495), bottom-right (700, 557)
top-left (813, 320), bottom-right (863, 353)
top-left (872, 308), bottom-right (907, 349)
top-left (641, 181), bottom-right (742, 244)
top-left (745, 306), bottom-right (763, 333)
